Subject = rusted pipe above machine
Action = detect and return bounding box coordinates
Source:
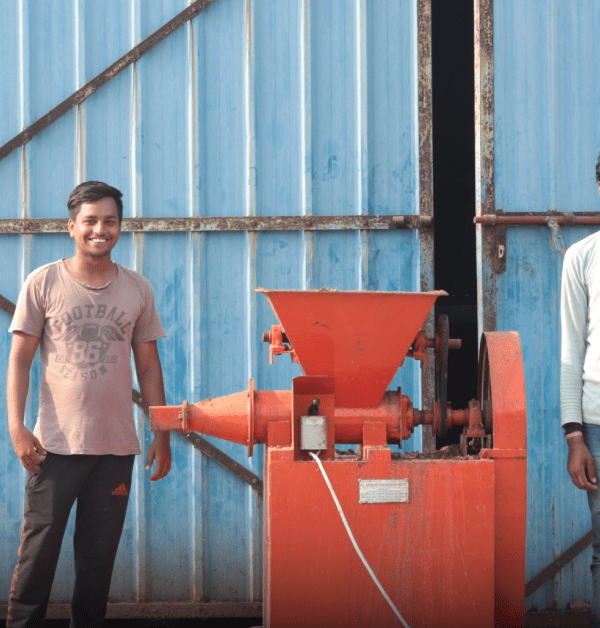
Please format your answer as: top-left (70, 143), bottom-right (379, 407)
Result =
top-left (474, 212), bottom-right (600, 225)
top-left (0, 214), bottom-right (433, 235)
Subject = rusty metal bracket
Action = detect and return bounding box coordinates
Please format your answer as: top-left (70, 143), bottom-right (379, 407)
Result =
top-left (0, 0), bottom-right (218, 163)
top-left (525, 530), bottom-right (593, 598)
top-left (478, 212), bottom-right (506, 275)
top-left (263, 325), bottom-right (299, 365)
top-left (546, 216), bottom-right (567, 257)
top-left (391, 215), bottom-right (432, 229)
top-left (0, 215), bottom-right (432, 234)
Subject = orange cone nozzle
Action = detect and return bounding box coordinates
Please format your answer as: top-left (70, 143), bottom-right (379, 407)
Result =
top-left (150, 388), bottom-right (292, 453)
top-left (257, 289), bottom-right (447, 408)
top-left (151, 391), bottom-right (255, 445)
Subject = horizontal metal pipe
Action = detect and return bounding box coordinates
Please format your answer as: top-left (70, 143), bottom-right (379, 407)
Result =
top-left (475, 214), bottom-right (600, 226)
top-left (0, 215), bottom-right (432, 234)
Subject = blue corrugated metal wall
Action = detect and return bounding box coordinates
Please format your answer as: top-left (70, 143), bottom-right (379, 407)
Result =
top-left (0, 0), bottom-right (428, 609)
top-left (479, 0), bottom-right (600, 611)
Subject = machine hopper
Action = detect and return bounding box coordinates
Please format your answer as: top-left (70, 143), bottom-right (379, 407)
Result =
top-left (257, 288), bottom-right (447, 408)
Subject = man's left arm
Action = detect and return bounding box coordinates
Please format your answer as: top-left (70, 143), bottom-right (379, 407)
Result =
top-left (132, 340), bottom-right (171, 481)
top-left (561, 246), bottom-right (596, 490)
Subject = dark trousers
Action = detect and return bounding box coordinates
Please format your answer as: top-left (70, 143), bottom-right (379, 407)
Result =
top-left (7, 453), bottom-right (135, 628)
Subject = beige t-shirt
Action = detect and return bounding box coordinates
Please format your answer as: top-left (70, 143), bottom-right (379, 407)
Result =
top-left (9, 260), bottom-right (166, 455)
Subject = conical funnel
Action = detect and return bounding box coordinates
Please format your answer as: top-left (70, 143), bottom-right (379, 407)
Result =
top-left (257, 289), bottom-right (447, 408)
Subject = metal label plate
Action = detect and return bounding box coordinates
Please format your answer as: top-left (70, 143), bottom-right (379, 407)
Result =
top-left (359, 479), bottom-right (409, 504)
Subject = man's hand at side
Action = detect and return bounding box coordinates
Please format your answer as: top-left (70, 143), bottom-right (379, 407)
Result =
top-left (7, 331), bottom-right (45, 473)
top-left (132, 339), bottom-right (172, 481)
top-left (568, 433), bottom-right (598, 490)
top-left (10, 423), bottom-right (46, 474)
top-left (146, 431), bottom-right (171, 481)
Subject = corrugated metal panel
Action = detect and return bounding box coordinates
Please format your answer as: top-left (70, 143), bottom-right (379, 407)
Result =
top-left (0, 0), bottom-right (429, 611)
top-left (477, 0), bottom-right (600, 611)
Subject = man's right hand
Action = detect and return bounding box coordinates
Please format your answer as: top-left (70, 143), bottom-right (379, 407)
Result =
top-left (7, 330), bottom-right (43, 473)
top-left (567, 433), bottom-right (598, 490)
top-left (9, 424), bottom-right (46, 474)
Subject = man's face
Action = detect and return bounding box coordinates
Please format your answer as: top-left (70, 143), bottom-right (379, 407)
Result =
top-left (67, 197), bottom-right (121, 258)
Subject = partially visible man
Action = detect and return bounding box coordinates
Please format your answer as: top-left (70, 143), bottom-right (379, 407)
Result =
top-left (562, 155), bottom-right (600, 625)
top-left (7, 181), bottom-right (171, 628)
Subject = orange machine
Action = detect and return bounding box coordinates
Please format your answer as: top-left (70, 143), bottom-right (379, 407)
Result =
top-left (150, 290), bottom-right (526, 628)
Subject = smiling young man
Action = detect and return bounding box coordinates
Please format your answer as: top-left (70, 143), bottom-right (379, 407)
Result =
top-left (6, 181), bottom-right (171, 628)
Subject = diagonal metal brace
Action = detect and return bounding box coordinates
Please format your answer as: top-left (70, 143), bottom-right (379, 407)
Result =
top-left (0, 294), bottom-right (16, 317)
top-left (525, 530), bottom-right (593, 597)
top-left (0, 0), bottom-right (218, 162)
top-left (180, 431), bottom-right (263, 495)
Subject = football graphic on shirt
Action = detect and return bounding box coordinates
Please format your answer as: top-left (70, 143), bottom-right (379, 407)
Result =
top-left (55, 323), bottom-right (124, 369)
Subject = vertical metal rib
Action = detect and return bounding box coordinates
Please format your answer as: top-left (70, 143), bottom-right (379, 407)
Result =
top-left (417, 0), bottom-right (435, 452)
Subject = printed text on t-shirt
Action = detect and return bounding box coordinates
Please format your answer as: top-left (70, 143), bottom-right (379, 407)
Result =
top-left (51, 304), bottom-right (132, 381)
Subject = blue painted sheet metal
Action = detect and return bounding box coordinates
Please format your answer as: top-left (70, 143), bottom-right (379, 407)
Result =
top-left (494, 1), bottom-right (600, 215)
top-left (0, 0), bottom-right (426, 608)
top-left (483, 0), bottom-right (600, 610)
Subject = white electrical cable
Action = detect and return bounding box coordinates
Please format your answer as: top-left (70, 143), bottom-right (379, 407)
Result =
top-left (308, 452), bottom-right (411, 628)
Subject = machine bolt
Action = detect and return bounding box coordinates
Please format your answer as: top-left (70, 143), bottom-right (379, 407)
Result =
top-left (308, 399), bottom-right (321, 416)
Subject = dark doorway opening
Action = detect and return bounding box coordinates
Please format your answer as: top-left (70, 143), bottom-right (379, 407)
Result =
top-left (431, 0), bottom-right (478, 448)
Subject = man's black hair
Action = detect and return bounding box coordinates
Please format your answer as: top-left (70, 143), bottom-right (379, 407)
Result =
top-left (67, 181), bottom-right (123, 222)
top-left (596, 152), bottom-right (600, 184)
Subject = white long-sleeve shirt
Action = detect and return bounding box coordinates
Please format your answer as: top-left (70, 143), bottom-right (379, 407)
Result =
top-left (561, 231), bottom-right (600, 426)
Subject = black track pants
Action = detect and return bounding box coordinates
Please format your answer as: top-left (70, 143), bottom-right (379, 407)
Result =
top-left (7, 453), bottom-right (135, 628)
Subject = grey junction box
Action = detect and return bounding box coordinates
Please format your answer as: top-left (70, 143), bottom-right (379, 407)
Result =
top-left (300, 415), bottom-right (328, 451)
